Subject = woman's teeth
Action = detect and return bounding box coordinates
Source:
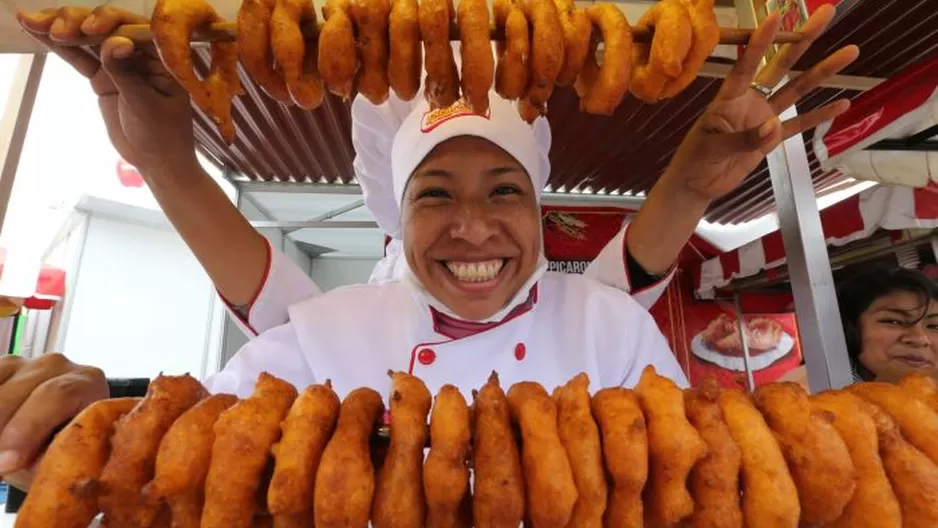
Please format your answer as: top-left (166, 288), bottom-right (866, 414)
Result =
top-left (445, 259), bottom-right (505, 282)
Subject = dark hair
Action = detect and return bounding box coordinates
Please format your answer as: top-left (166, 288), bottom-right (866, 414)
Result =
top-left (837, 266), bottom-right (938, 380)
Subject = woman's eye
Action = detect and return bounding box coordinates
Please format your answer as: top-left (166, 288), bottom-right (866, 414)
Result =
top-left (880, 319), bottom-right (905, 326)
top-left (417, 188), bottom-right (451, 199)
top-left (492, 185), bottom-right (520, 196)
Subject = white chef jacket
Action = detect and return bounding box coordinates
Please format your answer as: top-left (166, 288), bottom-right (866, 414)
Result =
top-left (223, 224), bottom-right (675, 339)
top-left (206, 270), bottom-right (686, 401)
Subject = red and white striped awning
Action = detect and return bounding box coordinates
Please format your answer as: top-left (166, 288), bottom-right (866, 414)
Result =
top-left (814, 54), bottom-right (938, 187)
top-left (695, 184), bottom-right (938, 298)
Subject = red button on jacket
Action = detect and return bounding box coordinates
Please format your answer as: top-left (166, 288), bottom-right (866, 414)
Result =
top-left (418, 348), bottom-right (437, 365)
top-left (515, 343), bottom-right (526, 361)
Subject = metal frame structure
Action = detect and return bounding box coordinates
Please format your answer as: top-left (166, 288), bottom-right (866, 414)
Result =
top-left (0, 53), bottom-right (45, 234)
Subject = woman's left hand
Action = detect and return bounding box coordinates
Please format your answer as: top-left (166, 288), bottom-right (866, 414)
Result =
top-left (667, 5), bottom-right (859, 201)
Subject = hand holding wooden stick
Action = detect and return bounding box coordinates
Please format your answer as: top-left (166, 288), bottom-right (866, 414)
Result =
top-left (63, 20), bottom-right (805, 47)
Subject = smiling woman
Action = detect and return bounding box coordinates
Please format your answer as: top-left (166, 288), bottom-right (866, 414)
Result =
top-left (402, 136), bottom-right (541, 322)
top-left (839, 267), bottom-right (938, 384)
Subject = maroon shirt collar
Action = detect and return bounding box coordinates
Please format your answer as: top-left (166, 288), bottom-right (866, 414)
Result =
top-left (430, 286), bottom-right (539, 340)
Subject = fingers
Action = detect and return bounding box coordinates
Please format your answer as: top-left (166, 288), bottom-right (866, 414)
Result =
top-left (755, 4), bottom-right (836, 87)
top-left (15, 8), bottom-right (59, 32)
top-left (81, 5), bottom-right (150, 35)
top-left (48, 7), bottom-right (93, 42)
top-left (99, 37), bottom-right (164, 106)
top-left (0, 368), bottom-right (107, 474)
top-left (717, 12), bottom-right (782, 100)
top-left (707, 117), bottom-right (783, 159)
top-left (780, 99), bottom-right (851, 140)
top-left (769, 45), bottom-right (859, 112)
top-left (0, 354), bottom-right (74, 444)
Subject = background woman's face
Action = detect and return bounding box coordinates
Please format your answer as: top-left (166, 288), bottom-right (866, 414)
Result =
top-left (401, 136), bottom-right (541, 321)
top-left (858, 290), bottom-right (938, 383)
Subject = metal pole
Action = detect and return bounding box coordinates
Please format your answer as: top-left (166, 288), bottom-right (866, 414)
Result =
top-left (768, 108), bottom-right (853, 392)
top-left (733, 292), bottom-right (756, 392)
top-left (0, 54), bottom-right (46, 234)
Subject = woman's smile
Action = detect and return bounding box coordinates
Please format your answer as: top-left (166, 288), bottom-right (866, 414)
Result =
top-left (438, 258), bottom-right (513, 294)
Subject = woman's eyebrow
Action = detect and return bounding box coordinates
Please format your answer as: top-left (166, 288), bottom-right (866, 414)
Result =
top-left (876, 308), bottom-right (918, 317)
top-left (487, 166), bottom-right (524, 176)
top-left (413, 168), bottom-right (454, 180)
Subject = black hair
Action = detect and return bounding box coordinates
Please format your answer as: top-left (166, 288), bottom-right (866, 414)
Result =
top-left (837, 266), bottom-right (938, 381)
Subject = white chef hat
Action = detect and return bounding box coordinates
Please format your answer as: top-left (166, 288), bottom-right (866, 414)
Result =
top-left (352, 43), bottom-right (551, 282)
top-left (390, 94), bottom-right (552, 210)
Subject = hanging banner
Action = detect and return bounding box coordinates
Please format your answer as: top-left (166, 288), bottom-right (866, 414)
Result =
top-left (541, 205), bottom-right (633, 273)
top-left (686, 306), bottom-right (803, 390)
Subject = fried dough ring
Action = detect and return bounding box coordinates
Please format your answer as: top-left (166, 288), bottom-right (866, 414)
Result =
top-left (457, 0), bottom-right (494, 113)
top-left (718, 389), bottom-right (800, 528)
top-left (201, 373), bottom-right (297, 528)
top-left (812, 391), bottom-right (902, 528)
top-left (850, 381), bottom-right (938, 465)
top-left (238, 0), bottom-right (291, 104)
top-left (864, 400), bottom-right (938, 526)
top-left (271, 0), bottom-right (325, 109)
top-left (635, 366), bottom-right (706, 527)
top-left (521, 0), bottom-right (565, 109)
top-left (507, 381), bottom-right (577, 528)
top-left (319, 0), bottom-right (358, 99)
top-left (424, 384), bottom-right (472, 528)
top-left (517, 99), bottom-right (541, 124)
top-left (16, 398), bottom-right (139, 528)
top-left (142, 393), bottom-right (239, 528)
top-left (590, 387), bottom-right (646, 528)
top-left (660, 0), bottom-right (719, 99)
top-left (372, 372), bottom-right (432, 528)
top-left (580, 4), bottom-right (631, 115)
top-left (315, 387), bottom-right (385, 528)
top-left (471, 372), bottom-right (525, 528)
top-left (683, 378), bottom-right (743, 528)
top-left (552, 0), bottom-right (590, 86)
top-left (898, 372), bottom-right (938, 413)
top-left (388, 0), bottom-right (422, 101)
top-left (574, 34), bottom-right (599, 99)
top-left (420, 0), bottom-right (460, 107)
top-left (267, 381), bottom-right (340, 527)
top-left (754, 382), bottom-right (857, 525)
top-left (493, 0), bottom-right (530, 101)
top-left (97, 375), bottom-right (207, 528)
top-left (553, 374), bottom-right (606, 528)
top-left (152, 0), bottom-right (242, 143)
top-left (630, 0), bottom-right (692, 103)
top-left (350, 0), bottom-right (392, 104)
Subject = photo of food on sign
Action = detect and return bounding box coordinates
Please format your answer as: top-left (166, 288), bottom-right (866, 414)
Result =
top-left (542, 206), bottom-right (630, 274)
top-left (687, 310), bottom-right (803, 390)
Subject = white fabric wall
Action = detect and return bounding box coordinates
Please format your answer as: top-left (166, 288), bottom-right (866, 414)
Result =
top-left (60, 214), bottom-right (217, 378)
top-left (310, 257), bottom-right (380, 291)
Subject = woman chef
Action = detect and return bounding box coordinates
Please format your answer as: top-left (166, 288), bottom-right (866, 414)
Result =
top-left (15, 6), bottom-right (849, 339)
top-left (0, 6), bottom-right (858, 488)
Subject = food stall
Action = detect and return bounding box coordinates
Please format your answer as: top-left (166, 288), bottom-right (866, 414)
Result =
top-left (0, 0), bottom-right (937, 526)
top-left (1, 0), bottom-right (934, 393)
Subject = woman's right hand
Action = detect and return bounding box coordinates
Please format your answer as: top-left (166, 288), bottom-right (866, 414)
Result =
top-left (17, 6), bottom-right (199, 177)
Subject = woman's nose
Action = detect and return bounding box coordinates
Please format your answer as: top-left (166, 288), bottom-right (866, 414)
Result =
top-left (902, 323), bottom-right (931, 346)
top-left (449, 204), bottom-right (498, 245)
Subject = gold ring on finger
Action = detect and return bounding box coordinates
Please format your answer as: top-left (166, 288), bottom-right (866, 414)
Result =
top-left (749, 81), bottom-right (774, 98)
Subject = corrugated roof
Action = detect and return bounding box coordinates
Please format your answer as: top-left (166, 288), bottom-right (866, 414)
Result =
top-left (192, 0), bottom-right (938, 225)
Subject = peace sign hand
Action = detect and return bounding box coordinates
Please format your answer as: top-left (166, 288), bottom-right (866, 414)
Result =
top-left (667, 5), bottom-right (859, 201)
top-left (17, 6), bottom-right (198, 177)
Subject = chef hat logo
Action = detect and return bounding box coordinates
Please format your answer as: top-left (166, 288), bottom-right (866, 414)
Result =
top-left (420, 99), bottom-right (491, 133)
